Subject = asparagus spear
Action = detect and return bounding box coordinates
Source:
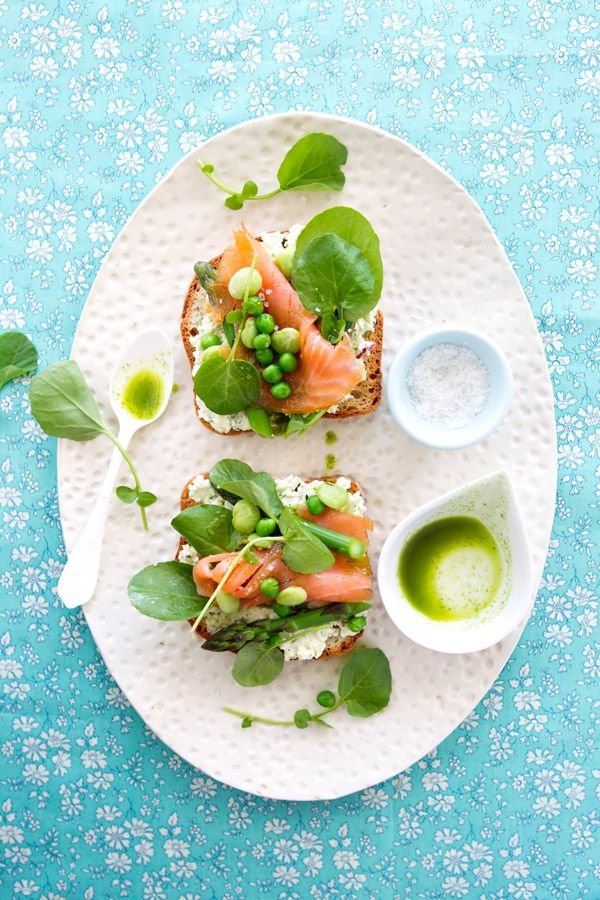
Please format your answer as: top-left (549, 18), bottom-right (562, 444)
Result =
top-left (201, 602), bottom-right (371, 652)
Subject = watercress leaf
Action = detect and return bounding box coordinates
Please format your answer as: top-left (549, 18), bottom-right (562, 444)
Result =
top-left (209, 459), bottom-right (254, 499)
top-left (242, 180), bottom-right (258, 198)
top-left (227, 472), bottom-right (283, 519)
top-left (200, 163), bottom-right (215, 174)
top-left (0, 332), bottom-right (38, 388)
top-left (194, 354), bottom-right (260, 415)
top-left (171, 504), bottom-right (240, 556)
top-left (277, 133), bottom-right (347, 192)
top-left (116, 485), bottom-right (138, 504)
top-left (128, 561), bottom-right (207, 621)
top-left (136, 491), bottom-right (157, 508)
top-left (338, 647), bottom-right (392, 717)
top-left (279, 508), bottom-right (334, 575)
top-left (294, 206), bottom-right (383, 306)
top-left (246, 406), bottom-right (273, 438)
top-left (232, 642), bottom-right (285, 687)
top-left (293, 234), bottom-right (375, 324)
top-left (225, 194), bottom-right (244, 210)
top-left (209, 459), bottom-right (283, 518)
top-left (29, 360), bottom-right (108, 441)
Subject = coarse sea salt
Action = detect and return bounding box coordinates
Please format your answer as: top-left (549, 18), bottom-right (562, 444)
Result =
top-left (407, 342), bottom-right (491, 429)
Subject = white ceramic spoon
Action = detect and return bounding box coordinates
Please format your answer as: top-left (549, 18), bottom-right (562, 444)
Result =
top-left (58, 329), bottom-right (174, 609)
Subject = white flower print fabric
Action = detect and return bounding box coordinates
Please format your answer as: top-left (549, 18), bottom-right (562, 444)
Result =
top-left (0, 1), bottom-right (598, 897)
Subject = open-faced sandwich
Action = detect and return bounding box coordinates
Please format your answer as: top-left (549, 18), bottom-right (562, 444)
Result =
top-left (128, 459), bottom-right (374, 686)
top-left (182, 206), bottom-right (383, 437)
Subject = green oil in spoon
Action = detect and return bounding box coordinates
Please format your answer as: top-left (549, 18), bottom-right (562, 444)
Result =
top-left (121, 368), bottom-right (165, 421)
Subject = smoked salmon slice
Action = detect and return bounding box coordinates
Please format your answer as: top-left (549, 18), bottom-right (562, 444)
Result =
top-left (191, 507), bottom-right (373, 607)
top-left (298, 506), bottom-right (373, 545)
top-left (215, 229), bottom-right (364, 415)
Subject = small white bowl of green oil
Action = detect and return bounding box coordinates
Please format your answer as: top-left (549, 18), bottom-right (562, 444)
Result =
top-left (377, 471), bottom-right (533, 654)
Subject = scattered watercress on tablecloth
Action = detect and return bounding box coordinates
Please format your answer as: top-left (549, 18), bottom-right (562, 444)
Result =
top-left (225, 647), bottom-right (392, 727)
top-left (0, 331), bottom-right (38, 389)
top-left (29, 360), bottom-right (156, 529)
top-left (128, 562), bottom-right (207, 620)
top-left (197, 132), bottom-right (347, 210)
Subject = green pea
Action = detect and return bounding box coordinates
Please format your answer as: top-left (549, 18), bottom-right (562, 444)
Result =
top-left (278, 352), bottom-right (298, 373)
top-left (270, 382), bottom-right (291, 400)
top-left (242, 295), bottom-right (263, 316)
top-left (202, 344), bottom-right (223, 358)
top-left (256, 313), bottom-right (276, 334)
top-left (253, 333), bottom-right (271, 351)
top-left (260, 577), bottom-right (280, 599)
top-left (316, 483), bottom-right (349, 511)
top-left (348, 615), bottom-right (366, 633)
top-left (274, 247), bottom-right (294, 278)
top-left (228, 267), bottom-right (262, 300)
top-left (271, 602), bottom-right (293, 618)
top-left (262, 364), bottom-right (283, 384)
top-left (271, 327), bottom-right (301, 354)
top-left (255, 348), bottom-right (274, 366)
top-left (216, 591), bottom-right (240, 614)
top-left (306, 495), bottom-right (325, 516)
top-left (200, 333), bottom-right (221, 350)
top-left (225, 309), bottom-right (243, 324)
top-left (232, 499), bottom-right (260, 534)
top-left (255, 517), bottom-right (277, 537)
top-left (316, 690), bottom-right (336, 708)
top-left (241, 318), bottom-right (258, 349)
top-left (276, 586), bottom-right (308, 607)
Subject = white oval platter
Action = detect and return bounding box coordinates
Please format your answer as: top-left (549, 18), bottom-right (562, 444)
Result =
top-left (57, 113), bottom-right (556, 801)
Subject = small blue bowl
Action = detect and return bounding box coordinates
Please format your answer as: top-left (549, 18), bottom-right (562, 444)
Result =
top-left (387, 328), bottom-right (513, 450)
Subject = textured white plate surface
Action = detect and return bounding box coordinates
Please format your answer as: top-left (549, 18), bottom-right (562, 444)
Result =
top-left (58, 113), bottom-right (556, 801)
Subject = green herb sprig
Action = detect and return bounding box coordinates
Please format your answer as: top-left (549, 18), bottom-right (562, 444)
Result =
top-left (30, 360), bottom-right (156, 530)
top-left (224, 647), bottom-right (392, 728)
top-left (292, 207), bottom-right (383, 344)
top-left (197, 132), bottom-right (348, 210)
top-left (0, 331), bottom-right (38, 389)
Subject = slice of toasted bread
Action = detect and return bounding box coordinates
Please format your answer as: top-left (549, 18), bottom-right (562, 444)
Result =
top-left (176, 474), bottom-right (368, 659)
top-left (181, 242), bottom-right (383, 435)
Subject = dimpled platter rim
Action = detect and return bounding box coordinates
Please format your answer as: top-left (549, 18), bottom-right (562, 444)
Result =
top-left (57, 113), bottom-right (557, 801)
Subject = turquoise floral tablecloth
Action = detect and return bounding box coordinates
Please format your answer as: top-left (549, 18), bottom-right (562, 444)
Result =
top-left (1, 1), bottom-right (598, 897)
